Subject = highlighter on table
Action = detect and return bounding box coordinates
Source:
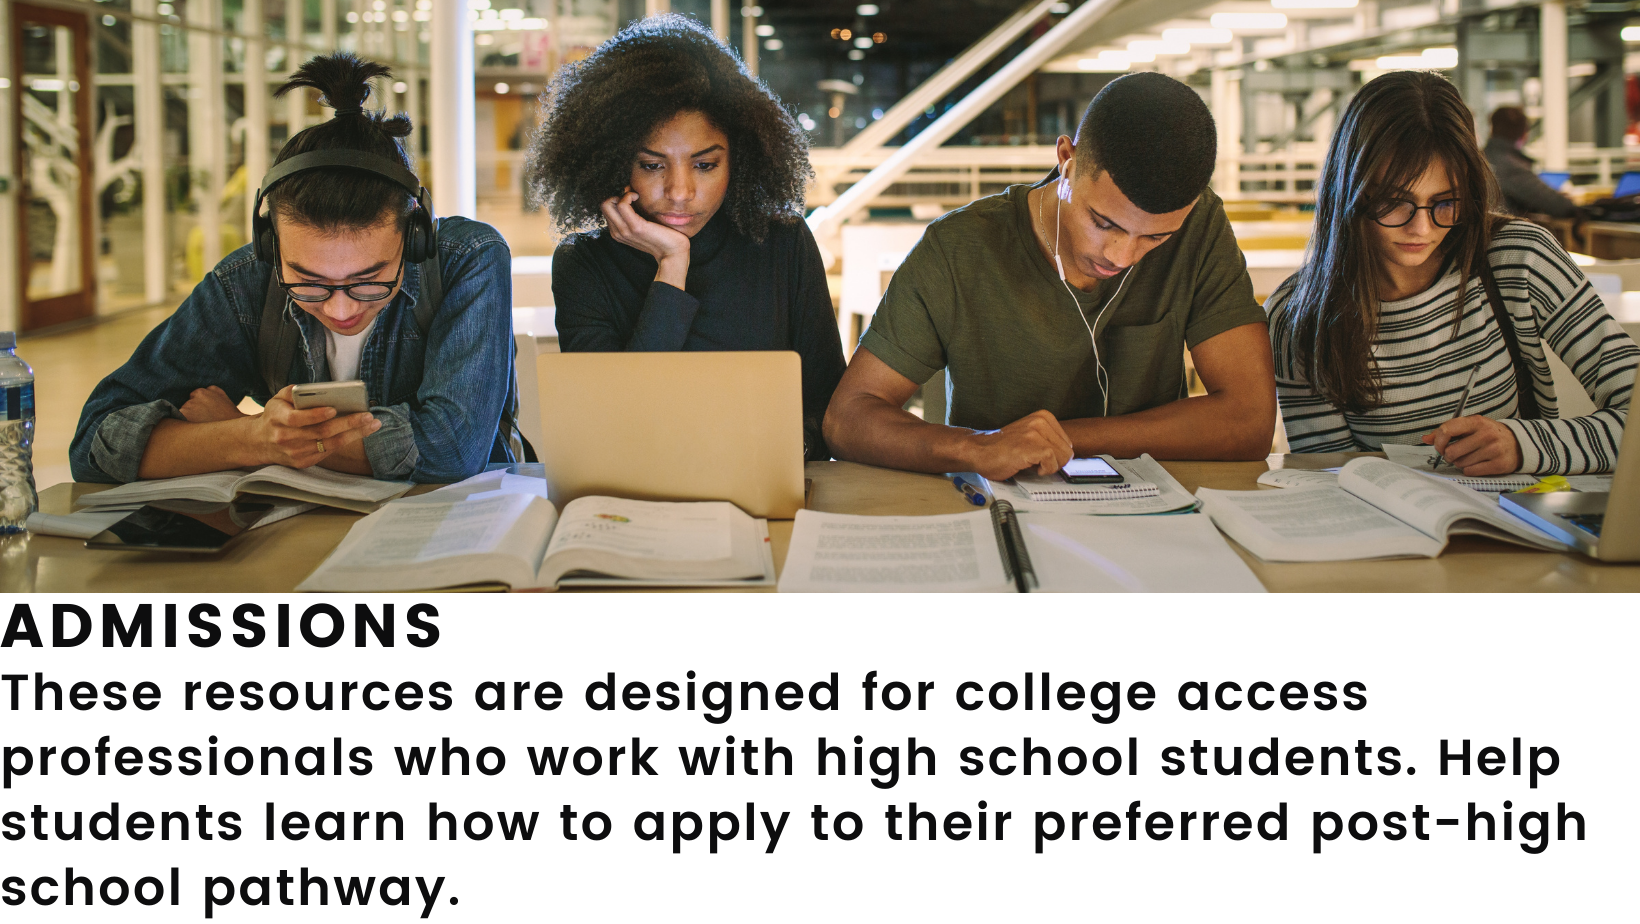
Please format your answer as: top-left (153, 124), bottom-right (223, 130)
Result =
top-left (1431, 363), bottom-right (1482, 470)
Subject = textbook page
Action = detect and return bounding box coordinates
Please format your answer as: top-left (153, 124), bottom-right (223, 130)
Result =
top-left (78, 471), bottom-right (246, 506)
top-left (538, 498), bottom-right (766, 586)
top-left (778, 509), bottom-right (1013, 592)
top-left (1018, 512), bottom-right (1265, 592)
top-left (1379, 443), bottom-right (1543, 492)
top-left (1196, 486), bottom-right (1444, 561)
top-left (297, 493), bottom-right (557, 591)
top-left (236, 465), bottom-right (413, 509)
top-left (1337, 458), bottom-right (1568, 551)
top-left (1256, 468), bottom-right (1340, 489)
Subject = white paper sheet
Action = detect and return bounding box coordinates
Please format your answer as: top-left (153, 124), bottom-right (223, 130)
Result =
top-left (1020, 513), bottom-right (1265, 592)
top-left (779, 509), bottom-right (1012, 592)
top-left (428, 470), bottom-right (551, 501)
top-left (345, 493), bottom-right (536, 565)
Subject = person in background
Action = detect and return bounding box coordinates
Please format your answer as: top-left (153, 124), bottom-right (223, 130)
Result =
top-left (822, 72), bottom-right (1275, 480)
top-left (528, 13), bottom-right (844, 460)
top-left (71, 52), bottom-right (518, 483)
top-left (1485, 105), bottom-right (1581, 220)
top-left (1266, 72), bottom-right (1635, 476)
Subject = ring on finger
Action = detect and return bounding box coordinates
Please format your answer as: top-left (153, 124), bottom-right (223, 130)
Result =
top-left (316, 439), bottom-right (325, 453)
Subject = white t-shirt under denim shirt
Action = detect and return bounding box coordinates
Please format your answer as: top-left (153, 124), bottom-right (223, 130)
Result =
top-left (325, 317), bottom-right (377, 382)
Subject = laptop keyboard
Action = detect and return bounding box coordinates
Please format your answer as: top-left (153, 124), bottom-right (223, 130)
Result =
top-left (1565, 513), bottom-right (1604, 537)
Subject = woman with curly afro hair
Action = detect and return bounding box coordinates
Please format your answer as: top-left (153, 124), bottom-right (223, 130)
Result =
top-left (526, 13), bottom-right (845, 460)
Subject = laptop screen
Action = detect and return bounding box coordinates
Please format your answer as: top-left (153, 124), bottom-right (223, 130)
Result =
top-left (1615, 172), bottom-right (1640, 198)
top-left (1538, 171), bottom-right (1571, 190)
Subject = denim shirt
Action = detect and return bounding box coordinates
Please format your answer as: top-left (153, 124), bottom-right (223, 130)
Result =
top-left (70, 216), bottom-right (518, 484)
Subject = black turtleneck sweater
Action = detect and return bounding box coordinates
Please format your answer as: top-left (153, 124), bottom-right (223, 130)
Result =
top-left (551, 210), bottom-right (846, 460)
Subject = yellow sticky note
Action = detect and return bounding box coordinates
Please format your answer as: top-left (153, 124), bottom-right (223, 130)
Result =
top-left (1513, 476), bottom-right (1571, 494)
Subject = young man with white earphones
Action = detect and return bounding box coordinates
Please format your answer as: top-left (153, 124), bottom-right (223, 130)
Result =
top-left (823, 73), bottom-right (1276, 481)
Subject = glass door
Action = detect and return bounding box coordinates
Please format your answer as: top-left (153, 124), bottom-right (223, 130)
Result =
top-left (12, 5), bottom-right (94, 329)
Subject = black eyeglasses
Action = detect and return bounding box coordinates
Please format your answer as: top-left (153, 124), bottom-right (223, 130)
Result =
top-left (277, 254), bottom-right (404, 303)
top-left (1371, 198), bottom-right (1461, 228)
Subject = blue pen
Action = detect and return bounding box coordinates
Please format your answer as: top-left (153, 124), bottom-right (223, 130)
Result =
top-left (949, 473), bottom-right (988, 506)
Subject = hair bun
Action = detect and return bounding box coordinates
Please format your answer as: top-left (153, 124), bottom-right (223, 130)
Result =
top-left (275, 50), bottom-right (391, 114)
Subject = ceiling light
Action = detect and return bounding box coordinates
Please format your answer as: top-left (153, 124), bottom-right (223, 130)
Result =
top-left (494, 82), bottom-right (509, 93)
top-left (872, 31), bottom-right (885, 43)
top-left (1163, 27), bottom-right (1232, 44)
top-left (1624, 25), bottom-right (1640, 41)
top-left (499, 8), bottom-right (523, 19)
top-left (855, 3), bottom-right (878, 14)
top-left (1050, 2), bottom-right (1070, 12)
top-left (1128, 38), bottom-right (1190, 55)
top-left (392, 80), bottom-right (407, 92)
top-left (848, 49), bottom-right (864, 60)
top-left (755, 23), bottom-right (774, 36)
top-left (1210, 12), bottom-right (1287, 29)
top-left (764, 38), bottom-right (782, 50)
top-left (1372, 54), bottom-right (1427, 69)
top-left (1077, 57), bottom-right (1128, 72)
top-left (1421, 46), bottom-right (1458, 68)
top-left (1272, 0), bottom-right (1356, 7)
top-left (853, 36), bottom-right (872, 48)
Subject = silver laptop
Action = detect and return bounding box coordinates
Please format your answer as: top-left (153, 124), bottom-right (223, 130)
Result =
top-left (534, 351), bottom-right (806, 519)
top-left (1500, 418), bottom-right (1639, 561)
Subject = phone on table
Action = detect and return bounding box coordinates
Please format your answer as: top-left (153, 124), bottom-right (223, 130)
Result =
top-left (292, 380), bottom-right (369, 415)
top-left (84, 500), bottom-right (275, 553)
top-left (1060, 455), bottom-right (1124, 484)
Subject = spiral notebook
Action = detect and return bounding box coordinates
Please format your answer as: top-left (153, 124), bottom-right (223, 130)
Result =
top-left (1012, 474), bottom-right (1161, 502)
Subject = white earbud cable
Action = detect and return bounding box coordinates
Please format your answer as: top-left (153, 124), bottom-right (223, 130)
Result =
top-left (1050, 185), bottom-right (1126, 418)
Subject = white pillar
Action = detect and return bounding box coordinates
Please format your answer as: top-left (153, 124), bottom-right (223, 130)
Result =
top-left (190, 0), bottom-right (226, 270)
top-left (645, 0), bottom-right (668, 16)
top-left (133, 0), bottom-right (169, 303)
top-left (0, 0), bottom-right (17, 330)
top-left (1541, 0), bottom-right (1568, 171)
top-left (742, 6), bottom-right (757, 77)
top-left (1212, 68), bottom-right (1242, 200)
top-left (711, 0), bottom-right (728, 40)
top-left (405, 70), bottom-right (423, 163)
top-left (322, 0), bottom-right (338, 49)
top-left (245, 0), bottom-right (270, 244)
top-left (430, 0), bottom-right (475, 215)
top-left (284, 0), bottom-right (306, 142)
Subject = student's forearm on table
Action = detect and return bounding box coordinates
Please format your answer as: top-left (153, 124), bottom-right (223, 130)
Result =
top-left (1061, 391), bottom-right (1275, 461)
top-left (137, 417), bottom-right (257, 479)
top-left (824, 394), bottom-right (980, 472)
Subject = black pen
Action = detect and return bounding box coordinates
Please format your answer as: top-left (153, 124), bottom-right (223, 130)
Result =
top-left (1432, 364), bottom-right (1481, 470)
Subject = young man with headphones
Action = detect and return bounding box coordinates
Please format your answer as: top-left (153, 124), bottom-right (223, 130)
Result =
top-left (823, 73), bottom-right (1277, 480)
top-left (71, 53), bottom-right (518, 484)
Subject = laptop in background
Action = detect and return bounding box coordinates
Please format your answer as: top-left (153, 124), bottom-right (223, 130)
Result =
top-left (1614, 172), bottom-right (1640, 199)
top-left (1538, 171), bottom-right (1571, 191)
top-left (534, 351), bottom-right (806, 519)
top-left (1500, 419), bottom-right (1639, 561)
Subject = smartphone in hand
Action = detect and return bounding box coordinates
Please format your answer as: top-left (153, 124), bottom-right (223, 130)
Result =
top-left (292, 380), bottom-right (369, 416)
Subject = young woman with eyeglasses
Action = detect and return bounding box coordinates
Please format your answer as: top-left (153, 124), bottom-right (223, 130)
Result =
top-left (1264, 71), bottom-right (1636, 476)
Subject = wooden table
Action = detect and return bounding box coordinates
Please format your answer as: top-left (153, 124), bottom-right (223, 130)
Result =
top-left (3, 455), bottom-right (1634, 592)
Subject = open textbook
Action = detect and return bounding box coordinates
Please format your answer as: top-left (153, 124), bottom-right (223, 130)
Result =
top-left (1198, 457), bottom-right (1570, 562)
top-left (997, 455), bottom-right (1198, 514)
top-left (1379, 443), bottom-right (1613, 493)
top-left (778, 500), bottom-right (1263, 592)
top-left (298, 484), bottom-right (774, 591)
top-left (78, 465), bottom-right (412, 514)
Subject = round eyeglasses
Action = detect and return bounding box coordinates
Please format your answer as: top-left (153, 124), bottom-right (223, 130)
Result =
top-left (1371, 198), bottom-right (1461, 228)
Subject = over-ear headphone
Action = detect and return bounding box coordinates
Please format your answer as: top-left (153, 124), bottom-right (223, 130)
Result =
top-left (252, 149), bottom-right (438, 265)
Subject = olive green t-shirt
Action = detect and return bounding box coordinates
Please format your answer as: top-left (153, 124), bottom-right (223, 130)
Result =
top-left (857, 182), bottom-right (1265, 430)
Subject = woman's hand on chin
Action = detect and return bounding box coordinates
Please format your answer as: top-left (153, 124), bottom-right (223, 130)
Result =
top-left (601, 190), bottom-right (691, 288)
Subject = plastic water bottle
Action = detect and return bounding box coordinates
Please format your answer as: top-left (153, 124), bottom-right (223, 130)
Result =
top-left (0, 332), bottom-right (37, 533)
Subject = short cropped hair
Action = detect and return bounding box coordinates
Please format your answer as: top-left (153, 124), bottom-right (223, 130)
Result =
top-left (525, 13), bottom-right (811, 243)
top-left (1073, 72), bottom-right (1216, 214)
top-left (1490, 106), bottom-right (1529, 143)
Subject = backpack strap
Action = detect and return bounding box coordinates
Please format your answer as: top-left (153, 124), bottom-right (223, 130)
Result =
top-left (1476, 258), bottom-right (1542, 419)
top-left (258, 273), bottom-right (300, 397)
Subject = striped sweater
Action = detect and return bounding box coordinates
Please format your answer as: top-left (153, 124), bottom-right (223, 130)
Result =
top-left (1265, 221), bottom-right (1637, 474)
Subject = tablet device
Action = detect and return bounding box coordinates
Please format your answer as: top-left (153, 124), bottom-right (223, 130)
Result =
top-left (1537, 171), bottom-right (1571, 191)
top-left (85, 500), bottom-right (275, 553)
top-left (1615, 171), bottom-right (1640, 199)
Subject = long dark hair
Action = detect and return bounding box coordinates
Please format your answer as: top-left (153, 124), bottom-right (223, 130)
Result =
top-left (524, 13), bottom-right (811, 243)
top-left (1275, 70), bottom-right (1506, 412)
top-left (269, 52), bottom-right (416, 232)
